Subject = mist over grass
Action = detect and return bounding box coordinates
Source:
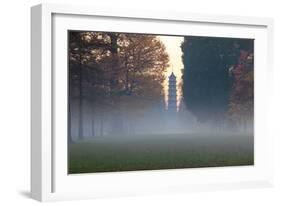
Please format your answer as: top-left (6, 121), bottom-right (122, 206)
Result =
top-left (68, 99), bottom-right (254, 174)
top-left (68, 132), bottom-right (254, 174)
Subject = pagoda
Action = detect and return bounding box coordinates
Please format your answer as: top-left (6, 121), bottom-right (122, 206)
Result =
top-left (168, 72), bottom-right (177, 112)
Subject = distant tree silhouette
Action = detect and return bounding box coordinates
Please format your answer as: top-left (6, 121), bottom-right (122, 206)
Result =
top-left (181, 36), bottom-right (253, 125)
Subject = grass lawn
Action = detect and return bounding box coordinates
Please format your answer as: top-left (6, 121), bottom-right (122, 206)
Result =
top-left (68, 133), bottom-right (254, 174)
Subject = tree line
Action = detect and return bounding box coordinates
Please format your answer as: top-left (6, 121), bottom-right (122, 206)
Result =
top-left (181, 36), bottom-right (254, 131)
top-left (68, 31), bottom-right (169, 141)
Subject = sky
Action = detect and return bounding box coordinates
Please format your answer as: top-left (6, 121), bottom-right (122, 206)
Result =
top-left (158, 35), bottom-right (184, 110)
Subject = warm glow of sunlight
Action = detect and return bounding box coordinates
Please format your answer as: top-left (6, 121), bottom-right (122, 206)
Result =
top-left (158, 36), bottom-right (184, 110)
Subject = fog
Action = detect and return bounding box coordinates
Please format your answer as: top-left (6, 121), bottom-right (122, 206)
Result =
top-left (68, 98), bottom-right (254, 174)
top-left (69, 98), bottom-right (253, 141)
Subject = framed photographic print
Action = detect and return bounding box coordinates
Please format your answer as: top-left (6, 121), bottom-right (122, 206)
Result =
top-left (31, 3), bottom-right (274, 201)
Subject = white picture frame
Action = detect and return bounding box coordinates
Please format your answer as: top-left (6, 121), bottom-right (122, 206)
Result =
top-left (31, 3), bottom-right (274, 202)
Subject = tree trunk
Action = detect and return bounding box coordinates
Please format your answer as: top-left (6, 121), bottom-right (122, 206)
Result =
top-left (109, 33), bottom-right (119, 92)
top-left (108, 34), bottom-right (124, 134)
top-left (78, 46), bottom-right (84, 140)
top-left (124, 54), bottom-right (130, 94)
top-left (68, 79), bottom-right (73, 143)
top-left (100, 112), bottom-right (104, 137)
top-left (91, 103), bottom-right (95, 138)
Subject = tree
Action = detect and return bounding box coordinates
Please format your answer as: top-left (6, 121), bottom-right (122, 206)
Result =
top-left (69, 31), bottom-right (114, 140)
top-left (118, 34), bottom-right (168, 99)
top-left (110, 34), bottom-right (169, 134)
top-left (69, 32), bottom-right (85, 141)
top-left (181, 36), bottom-right (253, 125)
top-left (227, 50), bottom-right (254, 131)
top-left (68, 31), bottom-right (169, 139)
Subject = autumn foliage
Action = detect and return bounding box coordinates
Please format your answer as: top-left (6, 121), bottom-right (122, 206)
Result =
top-left (228, 50), bottom-right (254, 128)
top-left (68, 31), bottom-right (169, 140)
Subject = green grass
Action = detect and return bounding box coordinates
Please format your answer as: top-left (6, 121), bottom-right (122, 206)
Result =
top-left (68, 133), bottom-right (254, 174)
